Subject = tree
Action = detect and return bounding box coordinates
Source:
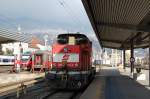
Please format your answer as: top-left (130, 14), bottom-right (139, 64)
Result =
top-left (5, 48), bottom-right (13, 55)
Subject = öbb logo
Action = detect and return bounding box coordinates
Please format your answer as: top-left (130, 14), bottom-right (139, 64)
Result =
top-left (62, 54), bottom-right (70, 60)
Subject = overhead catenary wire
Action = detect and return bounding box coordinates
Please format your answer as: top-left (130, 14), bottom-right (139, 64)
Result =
top-left (60, 0), bottom-right (83, 24)
top-left (63, 0), bottom-right (89, 32)
top-left (57, 0), bottom-right (85, 33)
top-left (57, 0), bottom-right (80, 28)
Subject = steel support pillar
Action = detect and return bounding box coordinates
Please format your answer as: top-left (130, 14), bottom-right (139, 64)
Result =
top-left (0, 44), bottom-right (2, 54)
top-left (123, 49), bottom-right (126, 69)
top-left (148, 36), bottom-right (150, 87)
top-left (130, 39), bottom-right (134, 74)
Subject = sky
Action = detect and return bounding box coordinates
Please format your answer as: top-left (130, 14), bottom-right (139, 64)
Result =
top-left (0, 0), bottom-right (94, 34)
top-left (0, 0), bottom-right (145, 58)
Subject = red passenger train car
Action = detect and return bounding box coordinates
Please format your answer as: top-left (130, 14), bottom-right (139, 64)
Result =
top-left (21, 50), bottom-right (51, 71)
top-left (45, 33), bottom-right (95, 89)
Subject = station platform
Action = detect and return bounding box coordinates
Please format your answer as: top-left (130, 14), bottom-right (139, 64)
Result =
top-left (0, 72), bottom-right (45, 87)
top-left (0, 66), bottom-right (12, 73)
top-left (80, 66), bottom-right (150, 99)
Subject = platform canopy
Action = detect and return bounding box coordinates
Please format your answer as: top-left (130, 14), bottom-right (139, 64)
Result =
top-left (82, 0), bottom-right (150, 49)
top-left (0, 28), bottom-right (31, 44)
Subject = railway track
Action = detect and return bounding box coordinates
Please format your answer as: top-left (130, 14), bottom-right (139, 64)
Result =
top-left (0, 75), bottom-right (93, 99)
top-left (15, 86), bottom-right (83, 99)
top-left (2, 88), bottom-right (83, 99)
top-left (0, 77), bottom-right (46, 99)
top-left (1, 79), bottom-right (83, 99)
top-left (41, 90), bottom-right (81, 99)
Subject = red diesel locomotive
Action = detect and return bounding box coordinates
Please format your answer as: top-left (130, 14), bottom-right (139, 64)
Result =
top-left (45, 33), bottom-right (95, 89)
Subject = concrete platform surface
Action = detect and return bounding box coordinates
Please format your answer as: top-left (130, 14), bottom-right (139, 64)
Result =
top-left (80, 76), bottom-right (105, 99)
top-left (105, 76), bottom-right (150, 99)
top-left (0, 66), bottom-right (12, 73)
top-left (0, 72), bottom-right (45, 86)
top-left (80, 66), bottom-right (150, 99)
top-left (119, 67), bottom-right (150, 86)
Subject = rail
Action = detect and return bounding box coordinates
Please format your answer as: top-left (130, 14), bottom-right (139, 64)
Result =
top-left (0, 77), bottom-right (45, 97)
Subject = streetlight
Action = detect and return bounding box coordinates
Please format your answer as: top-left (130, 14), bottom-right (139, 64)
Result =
top-left (44, 34), bottom-right (48, 47)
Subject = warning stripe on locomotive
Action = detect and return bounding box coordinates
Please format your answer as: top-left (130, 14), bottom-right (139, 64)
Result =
top-left (53, 53), bottom-right (79, 62)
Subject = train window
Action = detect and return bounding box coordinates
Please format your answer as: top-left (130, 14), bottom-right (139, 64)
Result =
top-left (3, 59), bottom-right (9, 62)
top-left (22, 56), bottom-right (30, 62)
top-left (57, 37), bottom-right (68, 44)
top-left (57, 34), bottom-right (89, 45)
top-left (76, 37), bottom-right (88, 44)
top-left (21, 58), bottom-right (28, 62)
top-left (12, 59), bottom-right (15, 62)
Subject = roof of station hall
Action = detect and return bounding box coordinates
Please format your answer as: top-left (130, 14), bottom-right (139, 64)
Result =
top-left (0, 28), bottom-right (31, 43)
top-left (82, 0), bottom-right (150, 49)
